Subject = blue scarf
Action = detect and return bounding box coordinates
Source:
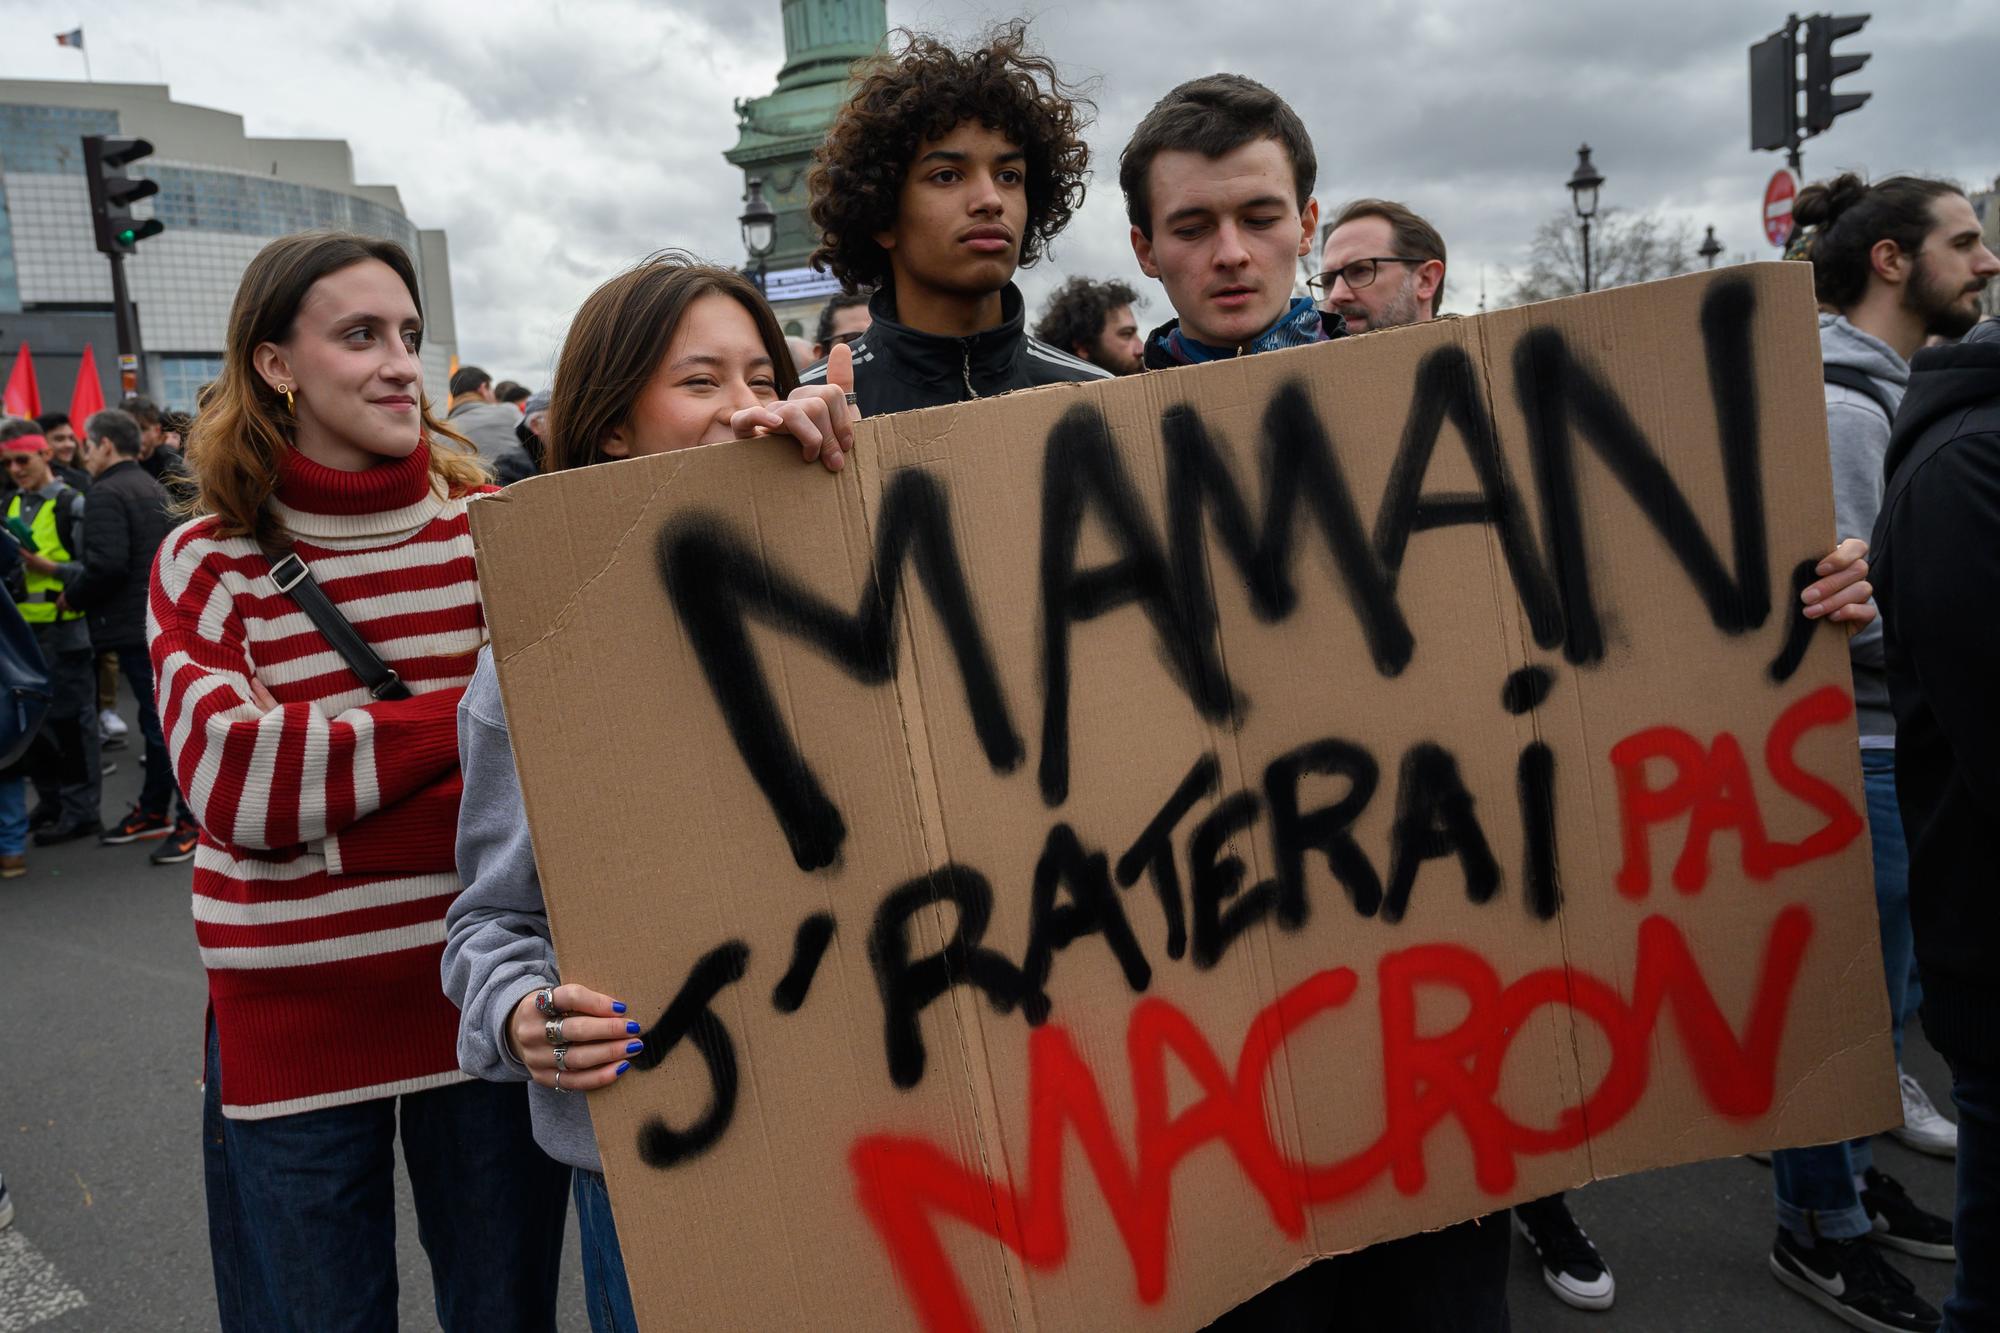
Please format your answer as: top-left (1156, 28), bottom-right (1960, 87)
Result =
top-left (1162, 296), bottom-right (1328, 365)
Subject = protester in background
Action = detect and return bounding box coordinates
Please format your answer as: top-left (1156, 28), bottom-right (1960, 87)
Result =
top-left (1033, 276), bottom-right (1144, 374)
top-left (496, 388), bottom-right (550, 484)
top-left (445, 252), bottom-right (856, 1333)
top-left (121, 395), bottom-right (196, 508)
top-left (797, 20), bottom-right (1109, 412)
top-left (1312, 197), bottom-right (1447, 333)
top-left (447, 365), bottom-right (533, 478)
top-left (1756, 171), bottom-right (1997, 1333)
top-left (155, 230), bottom-right (570, 1330)
top-left (492, 379), bottom-right (530, 409)
top-left (0, 538), bottom-right (30, 880)
top-left (60, 408), bottom-right (194, 862)
top-left (785, 334), bottom-right (817, 375)
top-left (34, 413), bottom-right (91, 490)
top-left (2, 433), bottom-right (97, 846)
top-left (812, 288), bottom-right (872, 361)
top-left (1874, 315), bottom-right (2000, 1333)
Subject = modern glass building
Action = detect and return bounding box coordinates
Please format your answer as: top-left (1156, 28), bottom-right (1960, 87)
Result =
top-left (0, 80), bottom-right (455, 411)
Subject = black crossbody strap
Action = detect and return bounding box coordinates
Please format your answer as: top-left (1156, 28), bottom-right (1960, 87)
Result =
top-left (265, 551), bottom-right (412, 701)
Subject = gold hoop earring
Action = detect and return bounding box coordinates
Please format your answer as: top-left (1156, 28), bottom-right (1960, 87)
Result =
top-left (278, 384), bottom-right (295, 413)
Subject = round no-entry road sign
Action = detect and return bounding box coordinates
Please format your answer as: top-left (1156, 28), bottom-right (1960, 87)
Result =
top-left (1765, 169), bottom-right (1799, 249)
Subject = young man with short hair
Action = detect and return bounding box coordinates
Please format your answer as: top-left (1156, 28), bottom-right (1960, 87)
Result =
top-left (33, 412), bottom-right (90, 489)
top-left (1312, 198), bottom-right (1447, 333)
top-left (1120, 74), bottom-right (1344, 370)
top-left (445, 365), bottom-right (533, 476)
top-left (1033, 277), bottom-right (1144, 375)
top-left (799, 20), bottom-right (1109, 414)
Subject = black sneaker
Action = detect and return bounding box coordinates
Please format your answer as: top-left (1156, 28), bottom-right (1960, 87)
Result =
top-left (101, 806), bottom-right (173, 845)
top-left (1770, 1228), bottom-right (1939, 1331)
top-left (1861, 1168), bottom-right (1955, 1260)
top-left (34, 816), bottom-right (102, 847)
top-left (150, 819), bottom-right (199, 866)
top-left (1514, 1193), bottom-right (1615, 1310)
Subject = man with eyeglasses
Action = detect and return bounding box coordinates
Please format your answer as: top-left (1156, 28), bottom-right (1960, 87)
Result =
top-left (1310, 198), bottom-right (1447, 334)
top-left (812, 291), bottom-right (874, 363)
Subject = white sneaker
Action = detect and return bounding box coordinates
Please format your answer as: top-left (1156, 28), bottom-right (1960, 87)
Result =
top-left (1890, 1069), bottom-right (1958, 1158)
top-left (98, 708), bottom-right (128, 745)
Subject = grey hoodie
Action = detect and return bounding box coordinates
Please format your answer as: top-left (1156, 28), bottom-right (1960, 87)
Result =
top-left (1820, 312), bottom-right (1908, 744)
top-left (442, 646), bottom-right (601, 1172)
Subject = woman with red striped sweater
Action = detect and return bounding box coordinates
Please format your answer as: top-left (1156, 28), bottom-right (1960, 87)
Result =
top-left (153, 231), bottom-right (569, 1330)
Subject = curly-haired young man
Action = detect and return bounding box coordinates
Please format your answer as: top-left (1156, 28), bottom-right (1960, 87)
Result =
top-left (798, 21), bottom-right (1108, 414)
top-left (1033, 277), bottom-right (1144, 375)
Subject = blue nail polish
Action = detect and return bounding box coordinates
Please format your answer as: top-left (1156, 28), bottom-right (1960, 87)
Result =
top-left (612, 1001), bottom-right (627, 1014)
top-left (616, 1061), bottom-right (630, 1075)
top-left (626, 1041), bottom-right (643, 1055)
top-left (626, 1020), bottom-right (640, 1034)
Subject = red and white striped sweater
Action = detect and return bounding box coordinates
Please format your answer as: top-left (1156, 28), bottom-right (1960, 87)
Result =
top-left (151, 442), bottom-right (487, 1119)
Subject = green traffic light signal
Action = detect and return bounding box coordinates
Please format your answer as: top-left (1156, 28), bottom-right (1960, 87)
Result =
top-left (117, 227), bottom-right (136, 245)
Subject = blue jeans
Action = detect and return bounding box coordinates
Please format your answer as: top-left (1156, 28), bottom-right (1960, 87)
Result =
top-left (113, 643), bottom-right (190, 822)
top-left (202, 1021), bottom-right (570, 1331)
top-left (1771, 749), bottom-right (1911, 1239)
top-left (1943, 1051), bottom-right (1998, 1332)
top-left (572, 1169), bottom-right (639, 1333)
top-left (0, 777), bottom-right (25, 855)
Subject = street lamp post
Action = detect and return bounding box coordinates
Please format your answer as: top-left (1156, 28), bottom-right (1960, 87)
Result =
top-left (1567, 144), bottom-right (1604, 294)
top-left (1699, 225), bottom-right (1724, 270)
top-left (739, 176), bottom-right (778, 296)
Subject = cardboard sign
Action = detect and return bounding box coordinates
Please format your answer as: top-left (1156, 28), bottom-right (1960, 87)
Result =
top-left (473, 264), bottom-right (1896, 1332)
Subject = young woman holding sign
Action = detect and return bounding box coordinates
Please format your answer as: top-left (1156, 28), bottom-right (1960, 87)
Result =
top-left (443, 251), bottom-right (854, 1332)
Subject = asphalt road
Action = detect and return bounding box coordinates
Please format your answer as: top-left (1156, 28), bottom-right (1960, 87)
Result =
top-left (0, 717), bottom-right (1961, 1331)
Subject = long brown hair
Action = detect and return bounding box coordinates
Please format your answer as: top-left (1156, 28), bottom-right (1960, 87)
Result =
top-left (544, 251), bottom-right (798, 473)
top-left (184, 230), bottom-right (487, 548)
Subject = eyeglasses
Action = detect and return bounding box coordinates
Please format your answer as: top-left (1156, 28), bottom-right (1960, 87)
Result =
top-left (825, 330), bottom-right (866, 349)
top-left (1306, 256), bottom-right (1421, 299)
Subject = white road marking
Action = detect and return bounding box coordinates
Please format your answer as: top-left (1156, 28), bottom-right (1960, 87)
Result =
top-left (0, 1228), bottom-right (88, 1332)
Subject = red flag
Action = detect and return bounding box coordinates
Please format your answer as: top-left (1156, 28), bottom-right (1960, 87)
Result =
top-left (3, 344), bottom-right (41, 418)
top-left (69, 345), bottom-right (106, 426)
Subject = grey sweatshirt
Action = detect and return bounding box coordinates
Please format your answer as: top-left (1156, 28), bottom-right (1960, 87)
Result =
top-left (442, 646), bottom-right (601, 1172)
top-left (1821, 313), bottom-right (1907, 745)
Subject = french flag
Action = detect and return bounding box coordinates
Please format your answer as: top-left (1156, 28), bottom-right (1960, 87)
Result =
top-left (54, 27), bottom-right (83, 49)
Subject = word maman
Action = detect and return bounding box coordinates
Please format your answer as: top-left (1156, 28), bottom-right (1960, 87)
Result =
top-left (852, 905), bottom-right (1814, 1333)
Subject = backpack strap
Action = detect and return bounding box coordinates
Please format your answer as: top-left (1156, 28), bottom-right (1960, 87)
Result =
top-left (263, 549), bottom-right (412, 701)
top-left (1824, 364), bottom-right (1898, 423)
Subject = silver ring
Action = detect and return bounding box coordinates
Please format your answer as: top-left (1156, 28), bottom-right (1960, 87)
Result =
top-left (544, 1016), bottom-right (565, 1045)
top-left (553, 1045), bottom-right (569, 1072)
top-left (554, 1070), bottom-right (565, 1092)
top-left (533, 987), bottom-right (559, 1017)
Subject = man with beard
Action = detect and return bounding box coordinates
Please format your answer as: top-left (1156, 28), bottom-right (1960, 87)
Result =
top-left (1311, 198), bottom-right (1446, 333)
top-left (1762, 173), bottom-right (1998, 1333)
top-left (1034, 276), bottom-right (1145, 374)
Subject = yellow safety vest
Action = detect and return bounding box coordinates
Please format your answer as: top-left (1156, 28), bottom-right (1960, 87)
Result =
top-left (9, 491), bottom-right (83, 625)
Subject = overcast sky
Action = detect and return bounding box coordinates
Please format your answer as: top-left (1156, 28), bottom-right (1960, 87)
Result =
top-left (6, 0), bottom-right (1994, 381)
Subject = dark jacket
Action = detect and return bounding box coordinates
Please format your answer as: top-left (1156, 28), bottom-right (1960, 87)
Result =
top-left (1141, 305), bottom-right (1347, 370)
top-left (1871, 319), bottom-right (2000, 1064)
top-left (66, 458), bottom-right (172, 649)
top-left (798, 283), bottom-right (1108, 415)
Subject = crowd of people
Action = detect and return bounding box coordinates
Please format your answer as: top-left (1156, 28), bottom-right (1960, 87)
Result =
top-left (0, 17), bottom-right (1993, 1333)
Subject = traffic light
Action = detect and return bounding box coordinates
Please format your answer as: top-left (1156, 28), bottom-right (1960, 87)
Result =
top-left (1747, 28), bottom-right (1794, 152)
top-left (1802, 14), bottom-right (1871, 135)
top-left (82, 135), bottom-right (165, 256)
